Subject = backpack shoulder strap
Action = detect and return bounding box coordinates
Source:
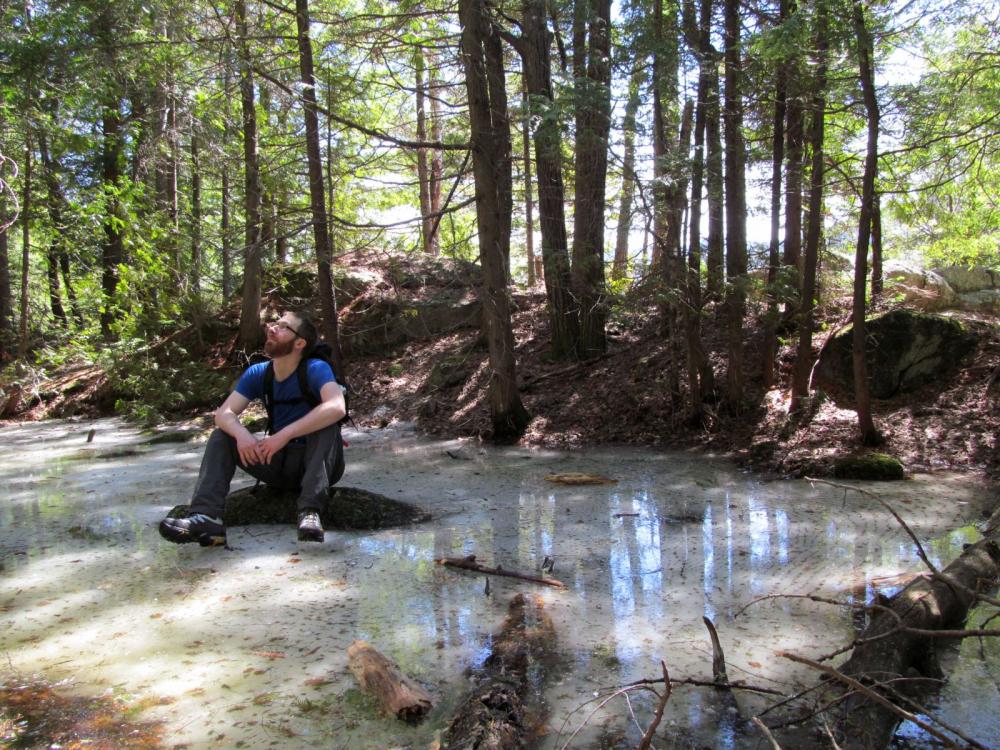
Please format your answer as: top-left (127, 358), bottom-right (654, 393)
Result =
top-left (297, 358), bottom-right (321, 408)
top-left (262, 361), bottom-right (276, 435)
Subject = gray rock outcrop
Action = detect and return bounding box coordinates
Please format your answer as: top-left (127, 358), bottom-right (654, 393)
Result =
top-left (813, 309), bottom-right (978, 401)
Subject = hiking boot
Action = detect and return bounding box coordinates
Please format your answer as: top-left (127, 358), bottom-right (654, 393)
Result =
top-left (159, 513), bottom-right (227, 547)
top-left (297, 510), bottom-right (324, 543)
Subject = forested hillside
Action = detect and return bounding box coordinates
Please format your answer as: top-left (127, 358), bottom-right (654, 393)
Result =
top-left (0, 0), bottom-right (996, 450)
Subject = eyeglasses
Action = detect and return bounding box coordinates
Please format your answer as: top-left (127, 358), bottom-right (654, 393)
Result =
top-left (266, 318), bottom-right (304, 339)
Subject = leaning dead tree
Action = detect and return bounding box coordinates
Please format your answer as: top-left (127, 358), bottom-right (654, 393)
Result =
top-left (762, 483), bottom-right (1000, 749)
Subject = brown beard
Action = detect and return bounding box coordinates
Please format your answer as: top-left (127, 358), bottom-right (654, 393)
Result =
top-left (264, 337), bottom-right (296, 358)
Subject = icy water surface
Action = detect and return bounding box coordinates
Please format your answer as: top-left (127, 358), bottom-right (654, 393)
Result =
top-left (0, 418), bottom-right (996, 749)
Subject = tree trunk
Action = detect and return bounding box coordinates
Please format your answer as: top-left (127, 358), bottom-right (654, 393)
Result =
top-left (190, 122), bottom-right (202, 293)
top-left (415, 46), bottom-right (437, 256)
top-left (459, 0), bottom-right (531, 440)
top-left (612, 65), bottom-right (643, 282)
top-left (521, 80), bottom-right (537, 287)
top-left (571, 0), bottom-right (611, 357)
top-left (684, 0), bottom-right (716, 417)
top-left (236, 0), bottom-right (263, 351)
top-left (99, 101), bottom-right (126, 341)
top-left (19, 134), bottom-right (31, 357)
top-left (705, 52), bottom-right (724, 300)
top-left (723, 0), bottom-right (748, 408)
top-left (296, 0), bottom-right (343, 365)
top-left (429, 57), bottom-right (444, 250)
top-left (221, 66), bottom-right (233, 301)
top-left (763, 0), bottom-right (789, 390)
top-left (37, 131), bottom-right (67, 327)
top-left (871, 191), bottom-right (883, 297)
top-left (851, 0), bottom-right (881, 445)
top-left (789, 0), bottom-right (828, 414)
top-left (0, 191), bottom-right (11, 361)
top-left (783, 89), bottom-right (804, 322)
top-left (520, 0), bottom-right (578, 359)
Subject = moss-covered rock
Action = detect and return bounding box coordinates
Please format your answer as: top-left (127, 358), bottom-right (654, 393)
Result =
top-left (832, 453), bottom-right (905, 481)
top-left (166, 486), bottom-right (431, 530)
top-left (814, 310), bottom-right (978, 401)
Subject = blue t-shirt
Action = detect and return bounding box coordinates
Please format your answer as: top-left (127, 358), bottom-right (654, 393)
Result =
top-left (236, 359), bottom-right (337, 434)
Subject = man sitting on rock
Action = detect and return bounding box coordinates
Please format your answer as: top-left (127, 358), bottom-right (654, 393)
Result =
top-left (159, 310), bottom-right (346, 546)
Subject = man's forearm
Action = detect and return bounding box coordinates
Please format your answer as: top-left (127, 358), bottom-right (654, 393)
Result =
top-left (275, 399), bottom-right (345, 442)
top-left (215, 410), bottom-right (256, 442)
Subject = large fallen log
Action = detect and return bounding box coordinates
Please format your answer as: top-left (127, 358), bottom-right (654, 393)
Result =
top-left (347, 640), bottom-right (433, 723)
top-left (442, 593), bottom-right (556, 750)
top-left (824, 535), bottom-right (1000, 749)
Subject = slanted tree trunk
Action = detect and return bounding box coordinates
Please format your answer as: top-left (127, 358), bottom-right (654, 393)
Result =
top-left (612, 65), bottom-right (643, 282)
top-left (723, 0), bottom-right (748, 408)
top-left (851, 0), bottom-right (881, 445)
top-left (295, 0), bottom-right (343, 364)
top-left (459, 0), bottom-right (531, 440)
top-left (571, 0), bottom-right (611, 357)
top-left (828, 536), bottom-right (1000, 749)
top-left (236, 0), bottom-right (264, 351)
top-left (789, 0), bottom-right (828, 414)
top-left (517, 0), bottom-right (578, 359)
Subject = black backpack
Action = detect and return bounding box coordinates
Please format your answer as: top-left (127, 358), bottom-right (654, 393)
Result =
top-left (261, 342), bottom-right (348, 484)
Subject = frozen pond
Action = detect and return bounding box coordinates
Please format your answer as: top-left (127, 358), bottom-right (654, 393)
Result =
top-left (1, 417), bottom-right (996, 748)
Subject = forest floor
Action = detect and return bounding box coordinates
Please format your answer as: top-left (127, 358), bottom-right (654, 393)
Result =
top-left (5, 257), bottom-right (999, 482)
top-left (348, 283), bottom-right (1000, 480)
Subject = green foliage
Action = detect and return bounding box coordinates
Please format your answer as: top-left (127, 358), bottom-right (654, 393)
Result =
top-left (101, 339), bottom-right (230, 425)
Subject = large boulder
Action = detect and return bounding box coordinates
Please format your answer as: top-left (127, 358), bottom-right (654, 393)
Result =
top-left (814, 309), bottom-right (978, 401)
top-left (883, 262), bottom-right (956, 311)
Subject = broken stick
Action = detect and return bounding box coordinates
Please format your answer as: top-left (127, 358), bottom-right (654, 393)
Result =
top-left (346, 640), bottom-right (433, 723)
top-left (437, 555), bottom-right (566, 589)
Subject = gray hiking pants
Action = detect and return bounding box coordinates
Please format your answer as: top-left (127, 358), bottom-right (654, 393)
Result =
top-left (188, 425), bottom-right (343, 518)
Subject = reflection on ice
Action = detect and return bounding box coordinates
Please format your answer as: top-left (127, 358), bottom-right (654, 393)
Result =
top-left (0, 417), bottom-right (995, 748)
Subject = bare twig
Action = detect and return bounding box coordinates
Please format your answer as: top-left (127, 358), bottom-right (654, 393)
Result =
top-left (804, 477), bottom-right (940, 576)
top-left (437, 555), bottom-right (566, 589)
top-left (779, 651), bottom-right (963, 748)
top-left (637, 662), bottom-right (671, 750)
top-left (751, 717), bottom-right (783, 749)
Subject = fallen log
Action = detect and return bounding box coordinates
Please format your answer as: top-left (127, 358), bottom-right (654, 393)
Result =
top-left (437, 555), bottom-right (566, 589)
top-left (347, 640), bottom-right (433, 723)
top-left (823, 536), bottom-right (1000, 749)
top-left (442, 593), bottom-right (556, 750)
